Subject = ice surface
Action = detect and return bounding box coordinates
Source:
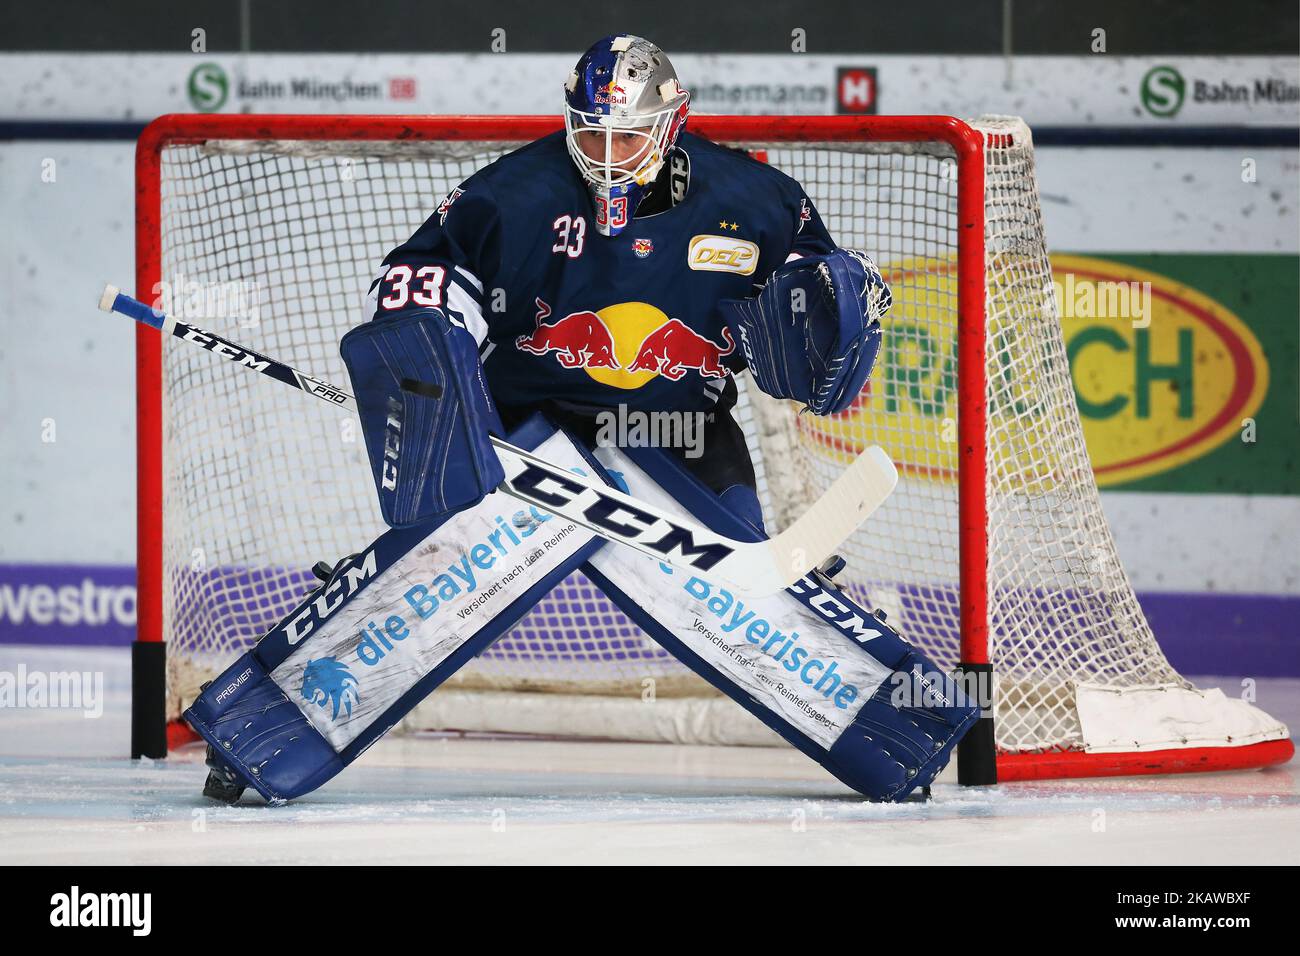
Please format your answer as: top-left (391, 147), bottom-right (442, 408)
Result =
top-left (1, 644), bottom-right (1296, 865)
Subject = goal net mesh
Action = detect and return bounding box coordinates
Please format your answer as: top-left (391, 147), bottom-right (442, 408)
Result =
top-left (153, 117), bottom-right (1183, 754)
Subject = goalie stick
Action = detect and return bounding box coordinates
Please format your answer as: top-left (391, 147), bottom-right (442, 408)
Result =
top-left (102, 284), bottom-right (897, 596)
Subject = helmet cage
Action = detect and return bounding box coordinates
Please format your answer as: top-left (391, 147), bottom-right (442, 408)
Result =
top-left (563, 101), bottom-right (683, 190)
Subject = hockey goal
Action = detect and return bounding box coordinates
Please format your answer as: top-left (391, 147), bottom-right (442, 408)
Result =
top-left (132, 113), bottom-right (1292, 783)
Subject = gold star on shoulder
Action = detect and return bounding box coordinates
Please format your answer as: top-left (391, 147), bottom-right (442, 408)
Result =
top-left (729, 221), bottom-right (739, 232)
top-left (718, 220), bottom-right (729, 230)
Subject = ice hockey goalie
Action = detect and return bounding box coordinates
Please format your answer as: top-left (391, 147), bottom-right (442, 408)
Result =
top-left (183, 34), bottom-right (979, 805)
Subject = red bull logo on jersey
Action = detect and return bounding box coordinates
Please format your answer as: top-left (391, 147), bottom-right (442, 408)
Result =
top-left (627, 318), bottom-right (734, 380)
top-left (515, 299), bottom-right (736, 389)
top-left (515, 298), bottom-right (619, 369)
top-left (633, 237), bottom-right (654, 258)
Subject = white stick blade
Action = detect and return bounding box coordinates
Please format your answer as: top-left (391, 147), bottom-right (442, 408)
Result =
top-left (766, 445), bottom-right (898, 581)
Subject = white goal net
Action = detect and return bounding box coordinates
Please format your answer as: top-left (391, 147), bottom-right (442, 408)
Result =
top-left (141, 114), bottom-right (1288, 776)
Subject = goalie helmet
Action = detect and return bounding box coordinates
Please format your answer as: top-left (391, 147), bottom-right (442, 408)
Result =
top-left (564, 35), bottom-right (691, 237)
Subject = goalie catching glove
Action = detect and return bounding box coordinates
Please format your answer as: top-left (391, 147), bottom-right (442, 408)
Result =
top-left (721, 248), bottom-right (891, 415)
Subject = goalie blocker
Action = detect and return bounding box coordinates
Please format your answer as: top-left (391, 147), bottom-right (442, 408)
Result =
top-left (185, 415), bottom-right (979, 803)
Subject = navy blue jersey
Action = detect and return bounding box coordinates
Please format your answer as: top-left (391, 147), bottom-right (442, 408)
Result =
top-left (370, 130), bottom-right (836, 418)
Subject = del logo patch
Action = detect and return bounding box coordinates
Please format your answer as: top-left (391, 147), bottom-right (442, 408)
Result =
top-left (688, 235), bottom-right (758, 275)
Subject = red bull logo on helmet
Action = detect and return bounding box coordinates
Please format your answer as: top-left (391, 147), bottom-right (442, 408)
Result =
top-left (515, 299), bottom-right (735, 389)
top-left (594, 80), bottom-right (629, 105)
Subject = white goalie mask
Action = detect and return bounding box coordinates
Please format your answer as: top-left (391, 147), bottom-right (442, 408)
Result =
top-left (563, 35), bottom-right (691, 235)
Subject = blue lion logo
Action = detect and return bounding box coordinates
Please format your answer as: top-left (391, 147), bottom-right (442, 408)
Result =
top-left (300, 657), bottom-right (359, 720)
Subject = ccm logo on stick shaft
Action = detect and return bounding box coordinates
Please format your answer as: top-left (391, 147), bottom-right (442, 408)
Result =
top-left (506, 459), bottom-right (733, 572)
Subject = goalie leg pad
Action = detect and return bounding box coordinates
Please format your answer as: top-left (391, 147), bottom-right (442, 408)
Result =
top-left (188, 655), bottom-right (342, 804)
top-left (581, 443), bottom-right (978, 801)
top-left (184, 416), bottom-right (608, 802)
